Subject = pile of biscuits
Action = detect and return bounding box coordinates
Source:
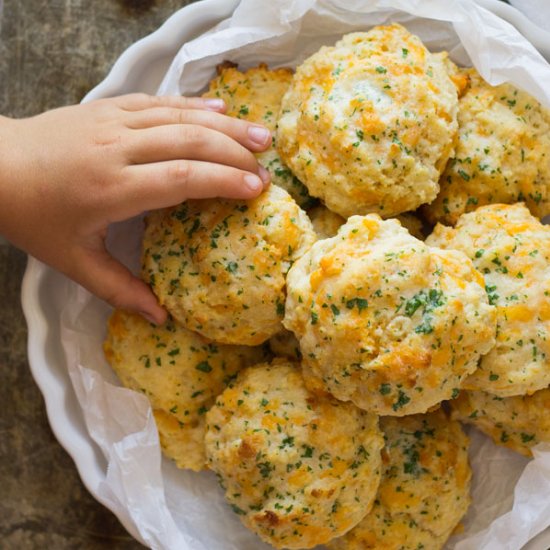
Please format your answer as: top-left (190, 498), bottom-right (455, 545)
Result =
top-left (103, 23), bottom-right (550, 550)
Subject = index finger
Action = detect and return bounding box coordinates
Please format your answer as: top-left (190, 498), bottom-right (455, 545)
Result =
top-left (112, 93), bottom-right (226, 113)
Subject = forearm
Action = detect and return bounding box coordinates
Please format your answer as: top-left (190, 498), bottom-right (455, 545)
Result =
top-left (0, 115), bottom-right (23, 244)
top-left (0, 115), bottom-right (50, 256)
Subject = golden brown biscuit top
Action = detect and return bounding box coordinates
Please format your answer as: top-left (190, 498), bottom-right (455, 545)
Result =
top-left (424, 68), bottom-right (550, 224)
top-left (142, 184), bottom-right (316, 345)
top-left (284, 215), bottom-right (496, 416)
top-left (277, 23), bottom-right (460, 218)
top-left (203, 63), bottom-right (293, 131)
top-left (427, 203), bottom-right (550, 396)
top-left (205, 361), bottom-right (384, 549)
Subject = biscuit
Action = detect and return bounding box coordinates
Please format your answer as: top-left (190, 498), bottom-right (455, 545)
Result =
top-left (452, 388), bottom-right (550, 457)
top-left (277, 24), bottom-right (460, 218)
top-left (203, 63), bottom-right (316, 209)
top-left (142, 184), bottom-right (316, 345)
top-left (328, 410), bottom-right (471, 550)
top-left (284, 215), bottom-right (496, 415)
top-left (425, 69), bottom-right (550, 225)
top-left (427, 203), bottom-right (550, 396)
top-left (103, 310), bottom-right (267, 470)
top-left (205, 360), bottom-right (384, 549)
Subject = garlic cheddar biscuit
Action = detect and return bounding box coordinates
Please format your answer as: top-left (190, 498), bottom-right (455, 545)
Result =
top-left (203, 63), bottom-right (316, 209)
top-left (329, 410), bottom-right (471, 550)
top-left (284, 215), bottom-right (496, 416)
top-left (427, 203), bottom-right (550, 396)
top-left (277, 24), bottom-right (460, 218)
top-left (103, 310), bottom-right (267, 471)
top-left (425, 69), bottom-right (550, 225)
top-left (142, 184), bottom-right (316, 345)
top-left (205, 361), bottom-right (384, 549)
top-left (452, 388), bottom-right (550, 457)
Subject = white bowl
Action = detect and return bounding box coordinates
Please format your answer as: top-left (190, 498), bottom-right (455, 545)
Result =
top-left (22, 0), bottom-right (550, 548)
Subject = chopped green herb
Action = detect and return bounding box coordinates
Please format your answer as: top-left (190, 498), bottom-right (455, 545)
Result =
top-left (257, 461), bottom-right (274, 478)
top-left (392, 390), bottom-right (411, 411)
top-left (226, 261), bottom-right (238, 273)
top-left (231, 504), bottom-right (246, 515)
top-left (458, 169), bottom-right (471, 181)
top-left (196, 361), bottom-right (213, 373)
top-left (346, 297), bottom-right (369, 312)
top-left (485, 284), bottom-right (499, 305)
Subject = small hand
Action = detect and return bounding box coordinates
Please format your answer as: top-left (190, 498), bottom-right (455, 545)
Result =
top-left (0, 94), bottom-right (272, 323)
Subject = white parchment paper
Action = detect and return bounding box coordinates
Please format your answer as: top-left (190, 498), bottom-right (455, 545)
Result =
top-left (60, 1), bottom-right (550, 549)
top-left (509, 0), bottom-right (550, 32)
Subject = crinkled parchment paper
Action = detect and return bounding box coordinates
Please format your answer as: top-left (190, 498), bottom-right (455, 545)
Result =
top-left (509, 0), bottom-right (550, 33)
top-left (60, 1), bottom-right (550, 549)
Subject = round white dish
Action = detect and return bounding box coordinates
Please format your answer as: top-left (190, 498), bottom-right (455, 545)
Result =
top-left (21, 0), bottom-right (550, 548)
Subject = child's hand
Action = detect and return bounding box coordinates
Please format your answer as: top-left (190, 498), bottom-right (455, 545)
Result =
top-left (0, 94), bottom-right (272, 323)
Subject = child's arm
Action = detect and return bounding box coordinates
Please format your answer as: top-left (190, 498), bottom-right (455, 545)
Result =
top-left (0, 94), bottom-right (272, 323)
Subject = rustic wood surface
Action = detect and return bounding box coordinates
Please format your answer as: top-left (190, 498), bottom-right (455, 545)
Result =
top-left (0, 1), bottom-right (195, 547)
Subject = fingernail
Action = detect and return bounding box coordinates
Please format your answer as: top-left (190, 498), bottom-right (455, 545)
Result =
top-left (203, 98), bottom-right (225, 111)
top-left (248, 125), bottom-right (271, 146)
top-left (244, 174), bottom-right (262, 192)
top-left (258, 165), bottom-right (271, 184)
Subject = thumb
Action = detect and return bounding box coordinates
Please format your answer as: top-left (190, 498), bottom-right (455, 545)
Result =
top-left (70, 246), bottom-right (167, 325)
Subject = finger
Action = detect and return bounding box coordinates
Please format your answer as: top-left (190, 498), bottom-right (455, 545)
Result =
top-left (114, 160), bottom-right (270, 219)
top-left (126, 108), bottom-right (272, 151)
top-left (126, 124), bottom-right (263, 174)
top-left (71, 246), bottom-right (167, 325)
top-left (112, 93), bottom-right (226, 113)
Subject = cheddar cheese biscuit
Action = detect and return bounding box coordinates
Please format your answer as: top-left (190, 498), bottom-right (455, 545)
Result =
top-left (142, 184), bottom-right (316, 345)
top-left (452, 388), bottom-right (550, 457)
top-left (329, 410), bottom-right (471, 550)
top-left (103, 310), bottom-right (267, 470)
top-left (284, 215), bottom-right (496, 415)
top-left (277, 24), bottom-right (460, 218)
top-left (425, 69), bottom-right (550, 225)
top-left (205, 360), bottom-right (384, 549)
top-left (427, 203), bottom-right (550, 396)
top-left (203, 63), bottom-right (316, 209)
